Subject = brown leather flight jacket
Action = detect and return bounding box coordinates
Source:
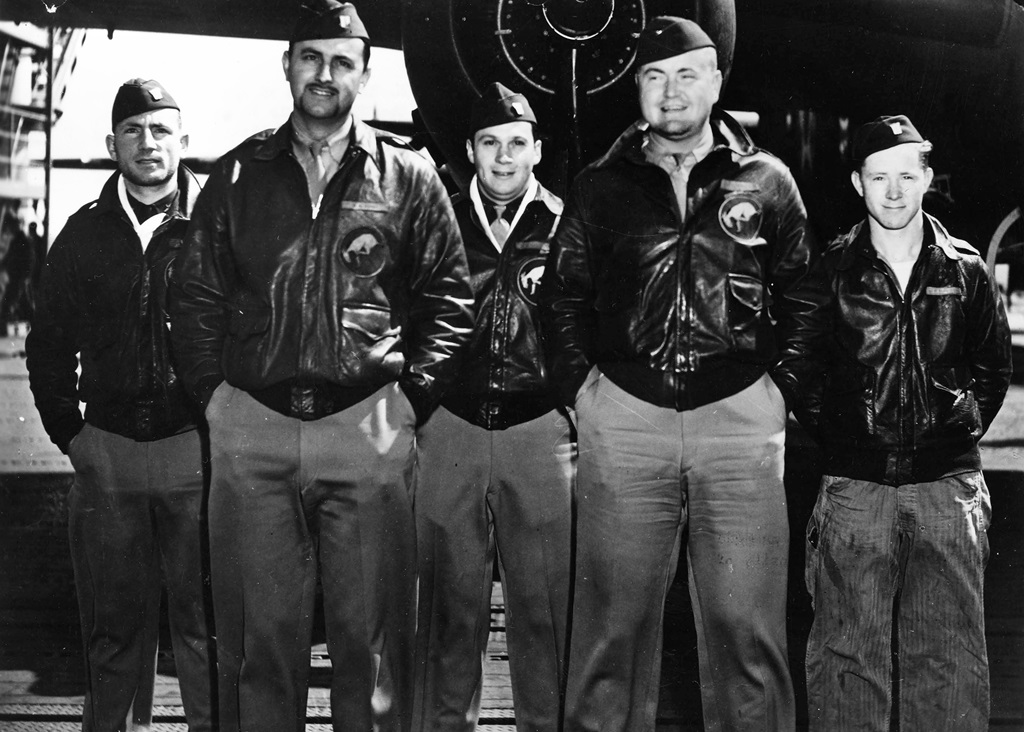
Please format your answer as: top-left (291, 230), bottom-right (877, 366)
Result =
top-left (170, 120), bottom-right (474, 422)
top-left (797, 215), bottom-right (1012, 486)
top-left (27, 167), bottom-right (201, 453)
top-left (540, 110), bottom-right (830, 412)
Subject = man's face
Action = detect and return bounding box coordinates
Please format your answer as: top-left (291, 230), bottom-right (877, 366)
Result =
top-left (636, 48), bottom-right (721, 142)
top-left (283, 37), bottom-right (370, 129)
top-left (467, 121), bottom-right (542, 204)
top-left (105, 108), bottom-right (188, 189)
top-left (852, 143), bottom-right (934, 232)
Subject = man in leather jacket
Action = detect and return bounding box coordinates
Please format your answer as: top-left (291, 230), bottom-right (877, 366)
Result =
top-left (169, 4), bottom-right (473, 731)
top-left (26, 79), bottom-right (214, 732)
top-left (800, 116), bottom-right (1012, 731)
top-left (411, 83), bottom-right (571, 732)
top-left (539, 17), bottom-right (829, 732)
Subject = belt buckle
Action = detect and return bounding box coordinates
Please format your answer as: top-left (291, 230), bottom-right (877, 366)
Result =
top-left (290, 383), bottom-right (319, 419)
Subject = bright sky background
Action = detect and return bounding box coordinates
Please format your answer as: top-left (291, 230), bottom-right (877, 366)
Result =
top-left (52, 29), bottom-right (416, 161)
top-left (46, 29), bottom-right (416, 234)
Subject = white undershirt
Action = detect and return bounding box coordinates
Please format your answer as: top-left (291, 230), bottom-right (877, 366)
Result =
top-left (469, 174), bottom-right (538, 252)
top-left (890, 260), bottom-right (915, 295)
top-left (117, 175), bottom-right (166, 253)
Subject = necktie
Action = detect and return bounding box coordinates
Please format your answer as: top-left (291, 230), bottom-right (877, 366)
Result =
top-left (490, 205), bottom-right (511, 248)
top-left (306, 141), bottom-right (336, 213)
top-left (668, 153), bottom-right (690, 221)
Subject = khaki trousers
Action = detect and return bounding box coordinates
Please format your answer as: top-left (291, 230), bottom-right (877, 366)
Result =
top-left (564, 369), bottom-right (795, 732)
top-left (206, 383), bottom-right (417, 732)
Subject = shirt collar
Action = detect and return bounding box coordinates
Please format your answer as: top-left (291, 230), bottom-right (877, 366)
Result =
top-left (291, 114), bottom-right (353, 165)
top-left (469, 174), bottom-right (540, 250)
top-left (258, 117), bottom-right (381, 170)
top-left (642, 123), bottom-right (715, 168)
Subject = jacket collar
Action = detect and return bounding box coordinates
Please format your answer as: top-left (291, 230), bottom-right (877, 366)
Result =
top-left (532, 180), bottom-right (564, 217)
top-left (92, 164), bottom-right (200, 221)
top-left (591, 108), bottom-right (757, 171)
top-left (835, 212), bottom-right (962, 271)
top-left (467, 176), bottom-right (563, 240)
top-left (255, 116), bottom-right (381, 170)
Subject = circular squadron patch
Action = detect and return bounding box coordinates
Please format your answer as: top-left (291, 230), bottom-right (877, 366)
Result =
top-left (718, 194), bottom-right (764, 245)
top-left (341, 227), bottom-right (387, 277)
top-left (516, 257), bottom-right (546, 305)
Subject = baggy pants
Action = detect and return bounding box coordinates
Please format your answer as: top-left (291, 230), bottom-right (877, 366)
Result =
top-left (412, 407), bottom-right (573, 732)
top-left (205, 383), bottom-right (417, 732)
top-left (805, 472), bottom-right (992, 731)
top-left (67, 425), bottom-right (213, 732)
top-left (563, 369), bottom-right (795, 732)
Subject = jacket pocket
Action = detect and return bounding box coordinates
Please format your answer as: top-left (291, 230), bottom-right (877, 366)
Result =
top-left (821, 365), bottom-right (875, 442)
top-left (227, 308), bottom-right (271, 337)
top-left (927, 365), bottom-right (978, 437)
top-left (337, 307), bottom-right (404, 381)
top-left (225, 307), bottom-right (272, 372)
top-left (727, 273), bottom-right (764, 351)
top-left (78, 322), bottom-right (128, 399)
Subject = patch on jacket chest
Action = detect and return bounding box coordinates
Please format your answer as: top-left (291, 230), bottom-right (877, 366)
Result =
top-left (341, 227), bottom-right (387, 277)
top-left (718, 193), bottom-right (764, 246)
top-left (516, 256), bottom-right (546, 305)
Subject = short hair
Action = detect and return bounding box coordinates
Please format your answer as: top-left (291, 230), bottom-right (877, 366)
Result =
top-left (917, 140), bottom-right (933, 169)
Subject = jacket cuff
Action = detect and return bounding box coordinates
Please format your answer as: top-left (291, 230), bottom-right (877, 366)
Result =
top-left (53, 416), bottom-right (85, 455)
top-left (194, 376), bottom-right (225, 413)
top-left (559, 366), bottom-right (590, 408)
top-left (400, 380), bottom-right (434, 427)
top-left (767, 368), bottom-right (797, 412)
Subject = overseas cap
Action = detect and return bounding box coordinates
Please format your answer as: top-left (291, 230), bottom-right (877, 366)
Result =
top-left (851, 115), bottom-right (925, 164)
top-left (291, 1), bottom-right (369, 44)
top-left (470, 82), bottom-right (538, 134)
top-left (111, 78), bottom-right (179, 130)
top-left (636, 16), bottom-right (716, 68)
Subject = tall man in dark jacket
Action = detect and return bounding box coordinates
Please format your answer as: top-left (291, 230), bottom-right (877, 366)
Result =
top-left (412, 83), bottom-right (571, 732)
top-left (800, 116), bottom-right (1012, 731)
top-left (26, 79), bottom-right (213, 732)
top-left (540, 16), bottom-right (829, 731)
top-left (169, 3), bottom-right (474, 731)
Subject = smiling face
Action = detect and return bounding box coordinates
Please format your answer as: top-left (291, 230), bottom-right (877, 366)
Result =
top-left (636, 47), bottom-right (721, 144)
top-left (283, 37), bottom-right (370, 135)
top-left (467, 121), bottom-right (542, 204)
top-left (105, 108), bottom-right (188, 196)
top-left (852, 142), bottom-right (934, 232)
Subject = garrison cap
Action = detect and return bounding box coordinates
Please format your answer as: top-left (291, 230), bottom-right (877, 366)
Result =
top-left (470, 82), bottom-right (537, 134)
top-left (291, 1), bottom-right (369, 44)
top-left (636, 16), bottom-right (716, 68)
top-left (111, 78), bottom-right (179, 130)
top-left (851, 115), bottom-right (925, 164)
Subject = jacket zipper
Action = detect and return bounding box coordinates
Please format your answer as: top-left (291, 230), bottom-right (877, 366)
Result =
top-left (879, 253), bottom-right (924, 478)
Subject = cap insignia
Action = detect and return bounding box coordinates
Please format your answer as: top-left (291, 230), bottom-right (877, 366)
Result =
top-left (889, 121), bottom-right (903, 135)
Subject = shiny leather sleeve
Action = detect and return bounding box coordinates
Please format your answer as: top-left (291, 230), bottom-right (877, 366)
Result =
top-left (538, 177), bottom-right (597, 407)
top-left (170, 159), bottom-right (232, 411)
top-left (965, 257), bottom-right (1013, 432)
top-left (398, 165), bottom-right (475, 421)
top-left (24, 235), bottom-right (85, 453)
top-left (788, 245), bottom-right (840, 441)
top-left (763, 166), bottom-right (831, 412)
